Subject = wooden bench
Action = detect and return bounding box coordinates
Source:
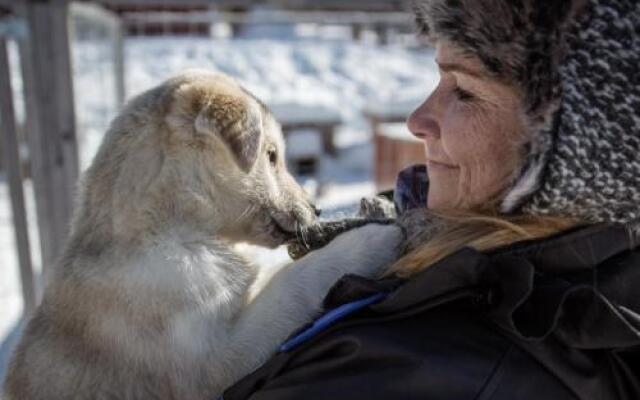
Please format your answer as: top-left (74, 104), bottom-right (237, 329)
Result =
top-left (269, 103), bottom-right (342, 156)
top-left (285, 128), bottom-right (323, 176)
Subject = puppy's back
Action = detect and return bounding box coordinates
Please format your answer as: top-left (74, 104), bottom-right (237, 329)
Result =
top-left (4, 306), bottom-right (186, 400)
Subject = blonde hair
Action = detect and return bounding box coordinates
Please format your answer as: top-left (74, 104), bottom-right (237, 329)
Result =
top-left (389, 211), bottom-right (579, 278)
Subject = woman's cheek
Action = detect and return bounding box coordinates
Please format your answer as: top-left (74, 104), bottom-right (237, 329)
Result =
top-left (441, 107), bottom-right (477, 165)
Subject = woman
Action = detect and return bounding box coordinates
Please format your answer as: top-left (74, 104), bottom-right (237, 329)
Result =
top-left (223, 0), bottom-right (640, 399)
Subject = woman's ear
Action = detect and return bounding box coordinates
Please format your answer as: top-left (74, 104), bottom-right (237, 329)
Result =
top-left (194, 97), bottom-right (263, 172)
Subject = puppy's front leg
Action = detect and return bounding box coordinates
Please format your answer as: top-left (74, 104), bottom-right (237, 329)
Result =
top-left (224, 224), bottom-right (403, 384)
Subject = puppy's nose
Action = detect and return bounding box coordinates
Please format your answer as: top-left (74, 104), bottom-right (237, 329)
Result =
top-left (311, 204), bottom-right (322, 217)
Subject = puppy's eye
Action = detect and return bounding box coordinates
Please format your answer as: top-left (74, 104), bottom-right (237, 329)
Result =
top-left (268, 149), bottom-right (278, 166)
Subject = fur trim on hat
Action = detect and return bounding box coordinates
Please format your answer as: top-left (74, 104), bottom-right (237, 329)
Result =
top-left (413, 0), bottom-right (640, 226)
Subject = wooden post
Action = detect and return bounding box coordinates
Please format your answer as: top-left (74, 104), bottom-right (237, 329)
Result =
top-left (16, 0), bottom-right (79, 269)
top-left (0, 89), bottom-right (3, 173)
top-left (113, 16), bottom-right (126, 108)
top-left (320, 126), bottom-right (337, 156)
top-left (0, 37), bottom-right (37, 314)
top-left (69, 2), bottom-right (126, 108)
top-left (375, 24), bottom-right (389, 45)
top-left (351, 23), bottom-right (363, 41)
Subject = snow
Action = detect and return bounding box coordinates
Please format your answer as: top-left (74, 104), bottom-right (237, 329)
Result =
top-left (364, 98), bottom-right (427, 120)
top-left (0, 34), bottom-right (437, 379)
top-left (378, 122), bottom-right (422, 142)
top-left (270, 103), bottom-right (342, 125)
top-left (0, 187), bottom-right (25, 342)
top-left (0, 180), bottom-right (41, 381)
top-left (286, 129), bottom-right (323, 158)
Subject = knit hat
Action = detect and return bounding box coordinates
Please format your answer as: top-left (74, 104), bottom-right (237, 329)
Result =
top-left (413, 0), bottom-right (640, 225)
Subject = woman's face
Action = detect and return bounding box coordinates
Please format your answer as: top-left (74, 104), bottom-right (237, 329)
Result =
top-left (407, 41), bottom-right (526, 211)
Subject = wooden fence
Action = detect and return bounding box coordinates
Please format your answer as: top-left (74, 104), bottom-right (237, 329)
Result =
top-left (1, 0), bottom-right (80, 314)
top-left (0, 35), bottom-right (36, 314)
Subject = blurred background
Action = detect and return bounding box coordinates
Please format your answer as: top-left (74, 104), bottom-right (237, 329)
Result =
top-left (0, 0), bottom-right (438, 379)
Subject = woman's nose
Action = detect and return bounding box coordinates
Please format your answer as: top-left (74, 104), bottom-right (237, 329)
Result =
top-left (407, 99), bottom-right (440, 140)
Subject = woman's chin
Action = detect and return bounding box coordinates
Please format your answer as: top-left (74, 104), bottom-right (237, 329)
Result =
top-left (427, 194), bottom-right (447, 211)
top-left (426, 182), bottom-right (458, 211)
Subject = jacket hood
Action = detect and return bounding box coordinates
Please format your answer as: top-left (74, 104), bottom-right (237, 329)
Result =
top-left (413, 0), bottom-right (640, 227)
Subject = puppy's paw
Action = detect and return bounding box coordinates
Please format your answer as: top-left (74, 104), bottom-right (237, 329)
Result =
top-left (358, 196), bottom-right (397, 219)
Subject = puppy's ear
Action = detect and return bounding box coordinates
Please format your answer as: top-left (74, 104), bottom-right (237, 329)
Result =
top-left (194, 95), bottom-right (263, 172)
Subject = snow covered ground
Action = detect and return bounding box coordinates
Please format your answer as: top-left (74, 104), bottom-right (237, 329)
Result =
top-left (75, 36), bottom-right (437, 168)
top-left (0, 34), bottom-right (437, 380)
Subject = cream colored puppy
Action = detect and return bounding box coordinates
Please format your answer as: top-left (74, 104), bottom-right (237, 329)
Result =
top-left (3, 70), bottom-right (402, 400)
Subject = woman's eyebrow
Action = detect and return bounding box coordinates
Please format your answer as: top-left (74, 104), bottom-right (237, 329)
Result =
top-left (437, 61), bottom-right (483, 79)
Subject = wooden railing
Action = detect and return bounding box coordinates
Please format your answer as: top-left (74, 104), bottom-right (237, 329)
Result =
top-left (0, 33), bottom-right (37, 315)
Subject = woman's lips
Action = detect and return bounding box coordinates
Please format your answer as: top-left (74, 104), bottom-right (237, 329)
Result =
top-left (427, 159), bottom-right (458, 170)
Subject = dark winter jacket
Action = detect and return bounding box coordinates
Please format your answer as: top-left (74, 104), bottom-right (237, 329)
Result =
top-left (223, 224), bottom-right (640, 400)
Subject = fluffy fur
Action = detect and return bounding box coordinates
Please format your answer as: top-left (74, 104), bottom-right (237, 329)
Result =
top-left (2, 70), bottom-right (403, 400)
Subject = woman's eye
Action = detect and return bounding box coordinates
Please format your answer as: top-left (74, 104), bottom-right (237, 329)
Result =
top-left (453, 87), bottom-right (475, 102)
top-left (268, 149), bottom-right (278, 165)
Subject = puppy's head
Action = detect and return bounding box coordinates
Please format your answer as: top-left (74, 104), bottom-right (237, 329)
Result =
top-left (160, 70), bottom-right (317, 247)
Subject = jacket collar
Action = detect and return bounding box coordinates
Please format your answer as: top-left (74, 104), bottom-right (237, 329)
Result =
top-left (325, 224), bottom-right (640, 349)
top-left (487, 223), bottom-right (636, 272)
